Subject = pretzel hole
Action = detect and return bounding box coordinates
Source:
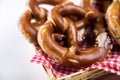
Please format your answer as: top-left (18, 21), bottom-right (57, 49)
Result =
top-left (31, 19), bottom-right (36, 23)
top-left (68, 59), bottom-right (79, 63)
top-left (58, 9), bottom-right (85, 22)
top-left (39, 4), bottom-right (54, 11)
top-left (52, 33), bottom-right (67, 46)
top-left (65, 15), bottom-right (81, 22)
top-left (31, 19), bottom-right (42, 31)
top-left (77, 28), bottom-right (85, 41)
top-left (62, 14), bottom-right (84, 22)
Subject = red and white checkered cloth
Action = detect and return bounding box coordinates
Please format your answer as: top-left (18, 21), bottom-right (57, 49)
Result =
top-left (31, 49), bottom-right (120, 78)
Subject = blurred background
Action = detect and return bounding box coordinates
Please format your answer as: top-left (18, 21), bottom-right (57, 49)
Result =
top-left (0, 0), bottom-right (49, 80)
top-left (0, 0), bottom-right (81, 80)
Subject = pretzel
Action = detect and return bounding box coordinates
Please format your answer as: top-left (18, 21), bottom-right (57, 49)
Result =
top-left (50, 2), bottom-right (98, 44)
top-left (37, 19), bottom-right (77, 62)
top-left (37, 19), bottom-right (111, 68)
top-left (51, 2), bottom-right (87, 32)
top-left (37, 2), bottom-right (112, 67)
top-left (106, 0), bottom-right (120, 46)
top-left (18, 10), bottom-right (45, 49)
top-left (18, 0), bottom-right (67, 49)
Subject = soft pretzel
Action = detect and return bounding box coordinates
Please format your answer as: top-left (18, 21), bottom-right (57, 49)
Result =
top-left (37, 12), bottom-right (111, 68)
top-left (106, 0), bottom-right (120, 46)
top-left (51, 2), bottom-right (99, 44)
top-left (37, 19), bottom-right (77, 62)
top-left (51, 2), bottom-right (87, 32)
top-left (18, 0), bottom-right (67, 49)
top-left (18, 10), bottom-right (45, 49)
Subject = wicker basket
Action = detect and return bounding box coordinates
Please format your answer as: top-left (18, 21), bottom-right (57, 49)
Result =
top-left (42, 65), bottom-right (110, 80)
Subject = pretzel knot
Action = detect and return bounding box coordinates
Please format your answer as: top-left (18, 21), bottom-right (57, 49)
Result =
top-left (18, 0), bottom-right (67, 49)
top-left (37, 2), bottom-right (112, 68)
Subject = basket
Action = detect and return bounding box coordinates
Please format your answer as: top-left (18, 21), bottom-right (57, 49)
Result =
top-left (42, 66), bottom-right (107, 80)
top-left (31, 48), bottom-right (120, 80)
top-left (42, 66), bottom-right (120, 80)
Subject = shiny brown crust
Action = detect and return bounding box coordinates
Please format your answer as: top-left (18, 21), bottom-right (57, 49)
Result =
top-left (50, 2), bottom-right (100, 43)
top-left (18, 10), bottom-right (43, 48)
top-left (51, 2), bottom-right (87, 32)
top-left (37, 13), bottom-right (111, 68)
top-left (106, 0), bottom-right (120, 46)
top-left (82, 0), bottom-right (91, 11)
top-left (27, 0), bottom-right (67, 19)
top-left (18, 0), bottom-right (67, 49)
top-left (37, 21), bottom-right (68, 62)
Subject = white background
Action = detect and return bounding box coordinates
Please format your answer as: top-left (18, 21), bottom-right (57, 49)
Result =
top-left (0, 0), bottom-right (81, 80)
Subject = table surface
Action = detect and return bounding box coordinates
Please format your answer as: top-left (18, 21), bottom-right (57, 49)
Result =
top-left (0, 0), bottom-right (81, 80)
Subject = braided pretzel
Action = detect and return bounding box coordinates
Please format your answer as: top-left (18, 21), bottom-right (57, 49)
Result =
top-left (37, 3), bottom-right (111, 68)
top-left (51, 2), bottom-right (100, 44)
top-left (50, 2), bottom-right (95, 44)
top-left (18, 0), bottom-right (67, 49)
top-left (106, 0), bottom-right (120, 46)
top-left (51, 2), bottom-right (87, 32)
top-left (18, 10), bottom-right (44, 49)
top-left (37, 19), bottom-right (77, 62)
top-left (37, 20), bottom-right (111, 68)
